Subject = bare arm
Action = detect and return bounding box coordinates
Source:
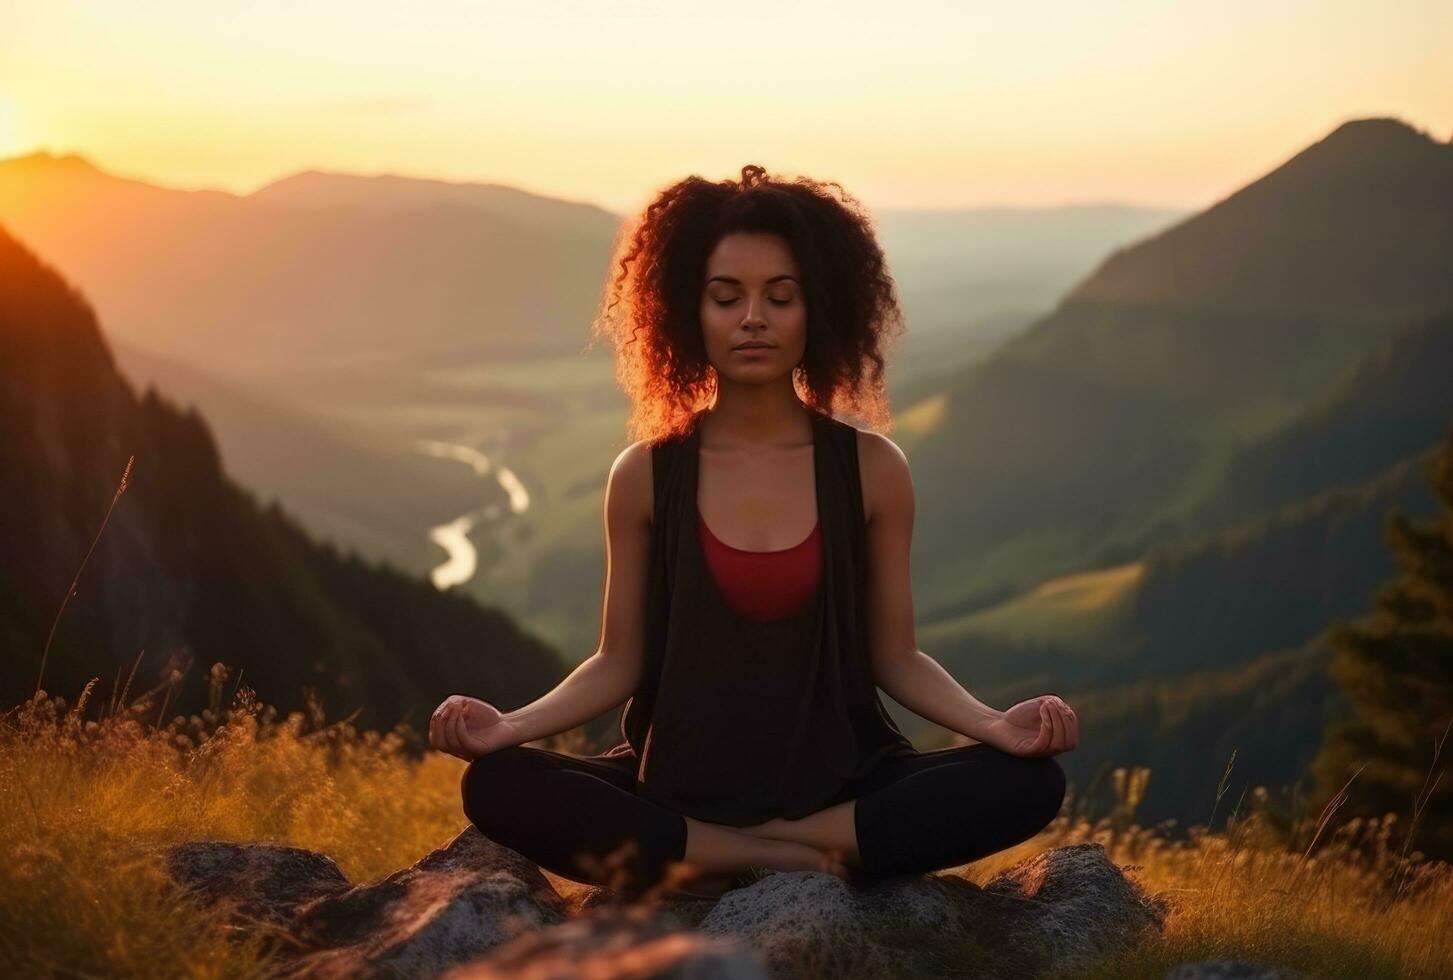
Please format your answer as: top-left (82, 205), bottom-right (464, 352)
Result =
top-left (858, 430), bottom-right (1004, 742)
top-left (500, 439), bottom-right (656, 745)
top-left (856, 431), bottom-right (1079, 757)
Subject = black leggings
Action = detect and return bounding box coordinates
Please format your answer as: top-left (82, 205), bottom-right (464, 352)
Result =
top-left (460, 741), bottom-right (1066, 894)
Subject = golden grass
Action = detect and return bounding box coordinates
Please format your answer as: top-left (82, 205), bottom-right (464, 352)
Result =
top-left (0, 671), bottom-right (465, 977)
top-left (959, 753), bottom-right (1453, 980)
top-left (2, 674), bottom-right (1448, 979)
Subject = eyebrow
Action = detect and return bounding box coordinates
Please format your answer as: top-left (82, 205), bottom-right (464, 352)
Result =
top-left (706, 275), bottom-right (800, 285)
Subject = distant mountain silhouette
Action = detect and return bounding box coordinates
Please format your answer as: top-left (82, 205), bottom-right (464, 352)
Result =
top-left (248, 168), bottom-right (612, 233)
top-left (907, 116), bottom-right (1453, 616)
top-left (0, 149), bottom-right (623, 396)
top-left (0, 222), bottom-right (565, 730)
top-left (0, 151), bottom-right (629, 575)
top-left (1066, 117), bottom-right (1453, 319)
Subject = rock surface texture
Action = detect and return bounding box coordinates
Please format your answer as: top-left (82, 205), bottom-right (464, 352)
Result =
top-left (1161, 963), bottom-right (1305, 980)
top-left (163, 828), bottom-right (1171, 979)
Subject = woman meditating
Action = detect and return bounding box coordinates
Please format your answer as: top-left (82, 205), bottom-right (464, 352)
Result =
top-left (430, 164), bottom-right (1078, 899)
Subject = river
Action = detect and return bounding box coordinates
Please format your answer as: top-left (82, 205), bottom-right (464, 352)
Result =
top-left (413, 439), bottom-right (530, 590)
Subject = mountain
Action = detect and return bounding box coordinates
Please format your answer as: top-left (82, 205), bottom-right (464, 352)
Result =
top-left (0, 152), bottom-right (630, 583)
top-left (0, 150), bottom-right (1186, 664)
top-left (1188, 309), bottom-right (1453, 529)
top-left (1067, 118), bottom-right (1453, 319)
top-left (248, 168), bottom-right (609, 233)
top-left (905, 117), bottom-right (1453, 617)
top-left (893, 446), bottom-right (1442, 829)
top-left (0, 151), bottom-right (1183, 421)
top-left (873, 203), bottom-right (1187, 400)
top-left (108, 338), bottom-right (489, 577)
top-left (0, 222), bottom-right (566, 731)
top-left (0, 150), bottom-right (624, 409)
top-left (897, 304), bottom-right (1453, 825)
top-left (898, 320), bottom-right (1451, 823)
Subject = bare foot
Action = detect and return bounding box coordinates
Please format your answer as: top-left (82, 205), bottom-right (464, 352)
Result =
top-left (669, 840), bottom-right (847, 900)
top-left (761, 838), bottom-right (850, 879)
top-left (734, 817), bottom-right (795, 841)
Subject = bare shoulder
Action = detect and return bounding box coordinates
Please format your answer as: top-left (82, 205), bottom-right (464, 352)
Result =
top-left (607, 439), bottom-right (655, 526)
top-left (854, 428), bottom-right (913, 524)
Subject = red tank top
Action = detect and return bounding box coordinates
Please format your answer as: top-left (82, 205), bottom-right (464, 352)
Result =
top-left (697, 504), bottom-right (822, 622)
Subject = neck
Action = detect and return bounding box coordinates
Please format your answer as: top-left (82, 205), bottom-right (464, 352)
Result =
top-left (701, 379), bottom-right (812, 450)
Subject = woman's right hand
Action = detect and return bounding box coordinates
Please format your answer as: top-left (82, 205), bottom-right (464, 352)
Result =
top-left (428, 695), bottom-right (520, 761)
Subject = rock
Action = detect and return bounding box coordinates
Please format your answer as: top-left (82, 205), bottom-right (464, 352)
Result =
top-left (981, 841), bottom-right (1175, 972)
top-left (164, 826), bottom-right (570, 979)
top-left (1162, 961), bottom-right (1304, 980)
top-left (164, 841), bottom-right (350, 928)
top-left (694, 842), bottom-right (1168, 979)
top-left (163, 831), bottom-right (1167, 980)
top-left (447, 904), bottom-right (769, 979)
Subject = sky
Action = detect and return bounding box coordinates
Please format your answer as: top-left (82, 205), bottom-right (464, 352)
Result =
top-left (1, 0), bottom-right (1448, 216)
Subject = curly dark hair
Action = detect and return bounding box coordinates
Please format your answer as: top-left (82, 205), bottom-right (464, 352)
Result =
top-left (587, 164), bottom-right (906, 443)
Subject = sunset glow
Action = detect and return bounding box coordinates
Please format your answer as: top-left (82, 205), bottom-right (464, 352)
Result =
top-left (3, 0), bottom-right (1448, 213)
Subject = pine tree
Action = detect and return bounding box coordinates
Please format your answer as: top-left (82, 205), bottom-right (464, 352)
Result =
top-left (1307, 422), bottom-right (1453, 861)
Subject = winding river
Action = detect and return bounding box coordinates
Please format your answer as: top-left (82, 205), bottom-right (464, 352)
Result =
top-left (413, 439), bottom-right (530, 590)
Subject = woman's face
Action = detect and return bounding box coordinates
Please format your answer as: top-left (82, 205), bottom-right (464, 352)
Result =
top-left (699, 231), bottom-right (806, 386)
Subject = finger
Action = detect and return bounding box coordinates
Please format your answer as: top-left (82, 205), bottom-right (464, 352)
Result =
top-left (1056, 697), bottom-right (1077, 749)
top-left (451, 705), bottom-right (472, 758)
top-left (429, 705), bottom-right (443, 750)
top-left (439, 703), bottom-right (460, 755)
top-left (1032, 702), bottom-right (1052, 754)
top-left (1048, 700), bottom-right (1067, 753)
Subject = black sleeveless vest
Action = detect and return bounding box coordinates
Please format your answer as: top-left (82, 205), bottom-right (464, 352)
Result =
top-left (607, 407), bottom-right (915, 825)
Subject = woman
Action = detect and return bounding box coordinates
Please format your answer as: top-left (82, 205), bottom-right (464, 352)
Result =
top-left (430, 165), bottom-right (1078, 900)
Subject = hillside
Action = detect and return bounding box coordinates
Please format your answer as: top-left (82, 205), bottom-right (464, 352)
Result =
top-left (906, 117), bottom-right (1453, 617)
top-left (0, 222), bottom-right (567, 732)
top-left (1188, 309), bottom-right (1453, 529)
top-left (897, 442), bottom-right (1443, 826)
top-left (109, 339), bottom-right (491, 577)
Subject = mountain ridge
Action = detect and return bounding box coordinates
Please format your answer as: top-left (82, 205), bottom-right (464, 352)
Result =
top-left (0, 221), bottom-right (567, 731)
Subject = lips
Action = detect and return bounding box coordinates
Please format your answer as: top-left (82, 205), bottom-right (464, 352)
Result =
top-left (734, 343), bottom-right (774, 350)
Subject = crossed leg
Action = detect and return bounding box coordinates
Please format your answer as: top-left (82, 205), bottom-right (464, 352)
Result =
top-left (731, 742), bottom-right (1068, 881)
top-left (460, 740), bottom-right (1066, 895)
top-left (459, 743), bottom-right (846, 896)
top-left (734, 799), bottom-right (861, 866)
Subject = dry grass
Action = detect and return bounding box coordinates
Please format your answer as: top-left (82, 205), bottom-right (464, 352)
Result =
top-left (1, 669), bottom-right (462, 977)
top-left (952, 753), bottom-right (1453, 980)
top-left (2, 677), bottom-right (1449, 979)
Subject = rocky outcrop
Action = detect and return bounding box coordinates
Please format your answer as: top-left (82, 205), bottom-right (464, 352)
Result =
top-left (1162, 962), bottom-right (1304, 980)
top-left (164, 841), bottom-right (351, 929)
top-left (447, 908), bottom-right (770, 980)
top-left (162, 828), bottom-right (1171, 979)
top-left (162, 828), bottom-right (570, 979)
top-left (690, 843), bottom-right (1169, 979)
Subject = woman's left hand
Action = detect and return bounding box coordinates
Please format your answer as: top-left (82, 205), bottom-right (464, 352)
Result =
top-left (975, 695), bottom-right (1078, 758)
